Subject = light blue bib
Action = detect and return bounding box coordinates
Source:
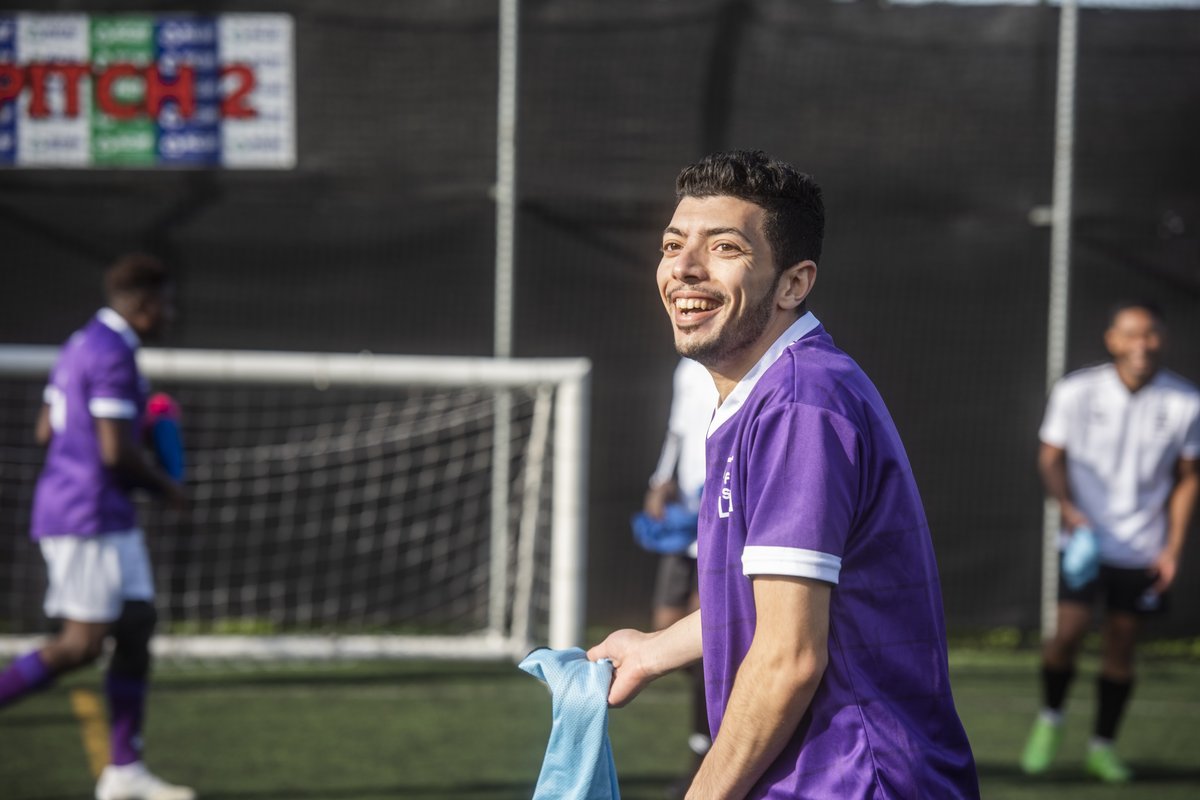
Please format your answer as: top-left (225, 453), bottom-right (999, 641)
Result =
top-left (519, 647), bottom-right (621, 800)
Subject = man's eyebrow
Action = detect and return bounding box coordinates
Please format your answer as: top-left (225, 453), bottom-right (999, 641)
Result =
top-left (704, 226), bottom-right (750, 240)
top-left (661, 226), bottom-right (751, 239)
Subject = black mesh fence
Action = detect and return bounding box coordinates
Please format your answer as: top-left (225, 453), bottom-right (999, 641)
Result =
top-left (1, 0), bottom-right (1198, 635)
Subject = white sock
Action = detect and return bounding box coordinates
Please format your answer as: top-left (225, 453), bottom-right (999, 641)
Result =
top-left (1038, 708), bottom-right (1065, 726)
top-left (104, 761), bottom-right (146, 775)
top-left (1089, 736), bottom-right (1115, 752)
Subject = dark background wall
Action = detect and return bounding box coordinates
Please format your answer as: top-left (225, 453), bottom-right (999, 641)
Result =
top-left (2, 0), bottom-right (1198, 634)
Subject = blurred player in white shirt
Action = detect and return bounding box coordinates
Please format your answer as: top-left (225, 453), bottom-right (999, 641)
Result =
top-left (1022, 301), bottom-right (1200, 783)
top-left (642, 357), bottom-right (716, 796)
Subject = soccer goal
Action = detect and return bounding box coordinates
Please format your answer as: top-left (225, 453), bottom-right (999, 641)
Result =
top-left (0, 345), bottom-right (590, 662)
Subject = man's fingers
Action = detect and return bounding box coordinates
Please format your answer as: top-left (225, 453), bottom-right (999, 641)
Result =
top-left (607, 672), bottom-right (639, 708)
top-left (587, 633), bottom-right (625, 663)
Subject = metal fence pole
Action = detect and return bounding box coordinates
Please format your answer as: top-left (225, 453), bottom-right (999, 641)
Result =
top-left (1041, 0), bottom-right (1079, 642)
top-left (489, 0), bottom-right (520, 637)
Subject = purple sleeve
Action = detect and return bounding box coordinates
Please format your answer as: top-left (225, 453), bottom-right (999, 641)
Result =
top-left (741, 403), bottom-right (860, 584)
top-left (87, 347), bottom-right (140, 420)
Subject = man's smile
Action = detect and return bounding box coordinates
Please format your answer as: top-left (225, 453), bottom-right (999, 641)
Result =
top-left (668, 290), bottom-right (724, 327)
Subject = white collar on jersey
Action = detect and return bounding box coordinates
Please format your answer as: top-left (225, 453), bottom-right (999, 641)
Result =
top-left (97, 307), bottom-right (142, 351)
top-left (707, 311), bottom-right (821, 438)
top-left (1101, 360), bottom-right (1173, 397)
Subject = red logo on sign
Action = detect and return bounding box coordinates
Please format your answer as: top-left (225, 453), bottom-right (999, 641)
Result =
top-left (0, 61), bottom-right (257, 120)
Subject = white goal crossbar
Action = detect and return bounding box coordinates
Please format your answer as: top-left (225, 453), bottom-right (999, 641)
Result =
top-left (0, 346), bottom-right (591, 662)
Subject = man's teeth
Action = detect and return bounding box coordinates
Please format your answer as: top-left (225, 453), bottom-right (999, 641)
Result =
top-left (675, 298), bottom-right (719, 311)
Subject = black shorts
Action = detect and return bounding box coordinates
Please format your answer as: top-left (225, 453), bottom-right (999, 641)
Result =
top-left (1058, 559), bottom-right (1169, 616)
top-left (653, 553), bottom-right (698, 610)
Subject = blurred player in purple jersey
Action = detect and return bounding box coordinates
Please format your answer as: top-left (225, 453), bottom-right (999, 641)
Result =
top-left (0, 255), bottom-right (194, 800)
top-left (589, 151), bottom-right (978, 798)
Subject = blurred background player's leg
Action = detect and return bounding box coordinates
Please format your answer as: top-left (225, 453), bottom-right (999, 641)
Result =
top-left (1020, 594), bottom-right (1091, 775)
top-left (1085, 610), bottom-right (1138, 783)
top-left (1081, 562), bottom-right (1168, 786)
top-left (96, 599), bottom-right (195, 800)
top-left (0, 619), bottom-right (106, 708)
top-left (106, 601), bottom-right (156, 770)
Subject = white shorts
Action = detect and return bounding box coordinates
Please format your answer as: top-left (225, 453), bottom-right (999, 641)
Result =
top-left (39, 529), bottom-right (156, 623)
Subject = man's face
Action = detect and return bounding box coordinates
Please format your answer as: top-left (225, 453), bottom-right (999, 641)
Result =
top-left (1105, 307), bottom-right (1164, 383)
top-left (657, 195), bottom-right (781, 371)
top-left (137, 286), bottom-right (176, 342)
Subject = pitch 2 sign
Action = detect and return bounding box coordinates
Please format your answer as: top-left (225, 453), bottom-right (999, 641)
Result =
top-left (0, 13), bottom-right (294, 168)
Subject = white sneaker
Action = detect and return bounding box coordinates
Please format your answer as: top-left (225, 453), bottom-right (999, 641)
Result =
top-left (95, 762), bottom-right (196, 800)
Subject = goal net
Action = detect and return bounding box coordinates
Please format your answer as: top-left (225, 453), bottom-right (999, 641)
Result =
top-left (0, 346), bottom-right (590, 662)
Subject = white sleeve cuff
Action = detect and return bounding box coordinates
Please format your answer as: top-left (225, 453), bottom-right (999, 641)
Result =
top-left (89, 397), bottom-right (138, 419)
top-left (742, 546), bottom-right (841, 584)
top-left (1038, 427), bottom-right (1067, 448)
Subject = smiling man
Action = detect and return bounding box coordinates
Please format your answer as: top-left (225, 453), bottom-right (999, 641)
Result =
top-left (589, 151), bottom-right (978, 799)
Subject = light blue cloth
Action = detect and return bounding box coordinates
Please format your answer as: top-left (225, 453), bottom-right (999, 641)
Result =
top-left (518, 647), bottom-right (621, 800)
top-left (1063, 526), bottom-right (1100, 590)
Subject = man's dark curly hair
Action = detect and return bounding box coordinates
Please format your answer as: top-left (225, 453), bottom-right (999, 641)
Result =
top-left (675, 149), bottom-right (824, 270)
top-left (104, 253), bottom-right (169, 303)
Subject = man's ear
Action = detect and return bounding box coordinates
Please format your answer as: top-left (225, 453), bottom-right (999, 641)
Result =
top-left (776, 261), bottom-right (817, 311)
top-left (1103, 327), bottom-right (1118, 359)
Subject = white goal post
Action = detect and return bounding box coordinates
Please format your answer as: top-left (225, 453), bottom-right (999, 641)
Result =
top-left (0, 345), bottom-right (590, 662)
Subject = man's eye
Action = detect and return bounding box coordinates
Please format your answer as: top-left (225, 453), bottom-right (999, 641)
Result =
top-left (662, 242), bottom-right (681, 252)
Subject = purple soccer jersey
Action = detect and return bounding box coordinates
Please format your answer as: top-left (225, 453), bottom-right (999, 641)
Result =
top-left (699, 314), bottom-right (978, 799)
top-left (32, 309), bottom-right (147, 539)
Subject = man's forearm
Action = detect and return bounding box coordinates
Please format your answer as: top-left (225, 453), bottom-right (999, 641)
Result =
top-left (645, 608), bottom-right (704, 677)
top-left (1039, 444), bottom-right (1088, 527)
top-left (113, 442), bottom-right (176, 494)
top-left (588, 609), bottom-right (703, 707)
top-left (686, 641), bottom-right (825, 800)
top-left (1038, 447), bottom-right (1071, 506)
top-left (35, 404), bottom-right (51, 446)
top-left (97, 417), bottom-right (177, 495)
top-left (1164, 465), bottom-right (1200, 560)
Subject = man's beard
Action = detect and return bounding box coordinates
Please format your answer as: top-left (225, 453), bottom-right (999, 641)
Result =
top-left (674, 278), bottom-right (777, 368)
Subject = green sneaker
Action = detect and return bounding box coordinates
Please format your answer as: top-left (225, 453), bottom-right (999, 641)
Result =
top-left (1086, 746), bottom-right (1133, 783)
top-left (1020, 718), bottom-right (1063, 775)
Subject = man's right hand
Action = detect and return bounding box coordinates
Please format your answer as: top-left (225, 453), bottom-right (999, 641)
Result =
top-left (587, 628), bottom-right (659, 707)
top-left (644, 480), bottom-right (678, 520)
top-left (590, 611), bottom-right (703, 708)
top-left (162, 481), bottom-right (189, 513)
top-left (1060, 502), bottom-right (1089, 533)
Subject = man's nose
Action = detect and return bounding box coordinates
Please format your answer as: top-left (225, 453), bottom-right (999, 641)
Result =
top-left (672, 244), bottom-right (707, 282)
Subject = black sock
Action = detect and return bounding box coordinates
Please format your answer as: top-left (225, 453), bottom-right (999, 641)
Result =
top-left (1042, 665), bottom-right (1075, 712)
top-left (1096, 675), bottom-right (1134, 741)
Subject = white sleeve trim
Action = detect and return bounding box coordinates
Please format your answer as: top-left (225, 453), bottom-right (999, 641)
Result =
top-left (1038, 381), bottom-right (1072, 448)
top-left (742, 545), bottom-right (841, 585)
top-left (649, 431), bottom-right (681, 487)
top-left (89, 397), bottom-right (138, 419)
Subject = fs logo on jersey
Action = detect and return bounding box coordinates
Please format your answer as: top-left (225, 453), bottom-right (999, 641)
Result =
top-left (718, 455), bottom-right (734, 519)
